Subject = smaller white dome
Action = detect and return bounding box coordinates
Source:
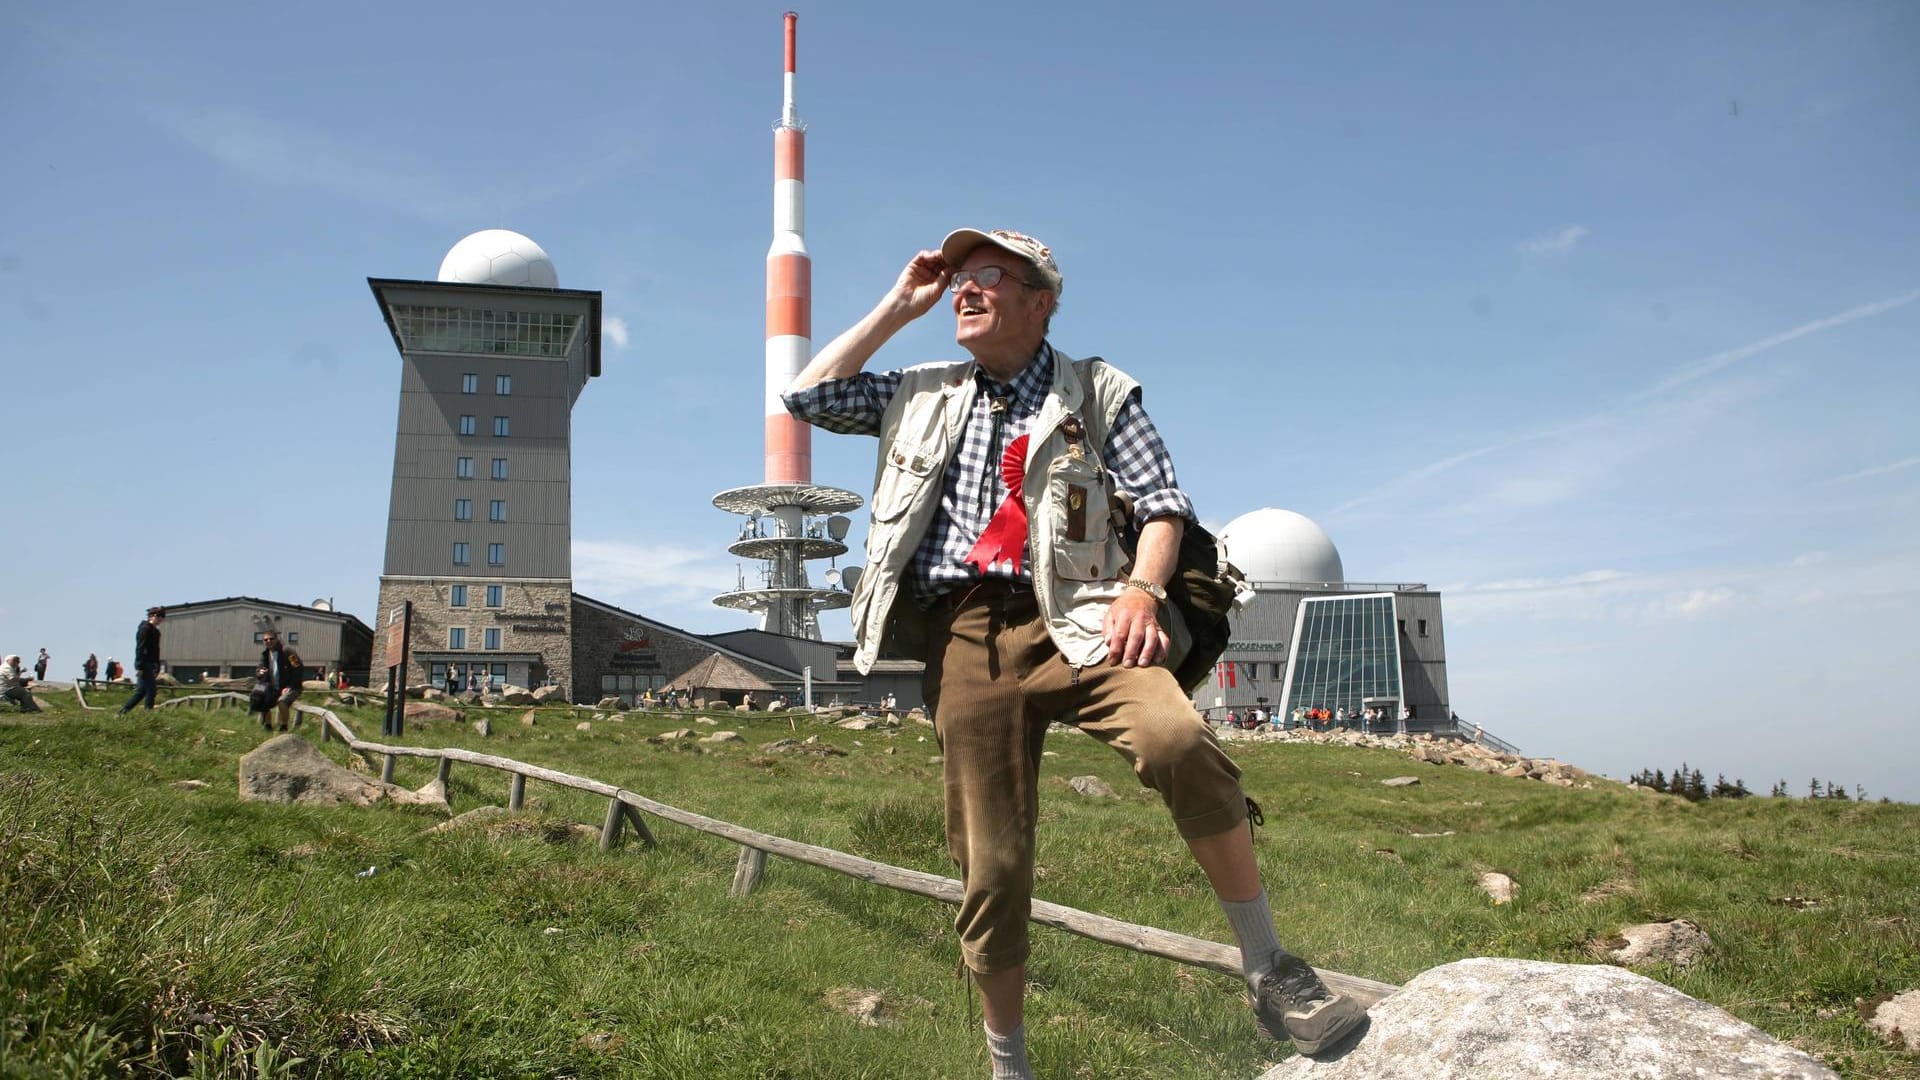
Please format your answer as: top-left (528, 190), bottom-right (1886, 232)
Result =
top-left (438, 229), bottom-right (559, 288)
top-left (1220, 508), bottom-right (1344, 584)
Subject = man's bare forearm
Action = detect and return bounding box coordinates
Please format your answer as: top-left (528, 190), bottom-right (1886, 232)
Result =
top-left (1131, 516), bottom-right (1185, 588)
top-left (790, 249), bottom-right (952, 391)
top-left (790, 301), bottom-right (916, 390)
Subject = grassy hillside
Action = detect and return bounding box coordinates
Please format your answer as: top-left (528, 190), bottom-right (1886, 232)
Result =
top-left (3, 694), bottom-right (1916, 1078)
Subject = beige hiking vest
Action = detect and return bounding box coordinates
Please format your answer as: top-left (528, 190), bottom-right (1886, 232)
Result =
top-left (846, 348), bottom-right (1190, 675)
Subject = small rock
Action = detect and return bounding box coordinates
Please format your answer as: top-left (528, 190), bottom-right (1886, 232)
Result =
top-left (531, 684), bottom-right (564, 704)
top-left (474, 718), bottom-right (491, 737)
top-left (575, 721), bottom-right (592, 732)
top-left (171, 779), bottom-right (210, 791)
top-left (1381, 776), bottom-right (1421, 787)
top-left (1068, 775), bottom-right (1119, 799)
top-left (544, 926), bottom-right (564, 936)
top-left (1866, 989), bottom-right (1920, 1052)
top-left (576, 1031), bottom-right (625, 1053)
top-left (1608, 918), bottom-right (1712, 970)
top-left (1480, 871), bottom-right (1516, 905)
top-left (824, 987), bottom-right (894, 1027)
top-left (596, 696), bottom-right (622, 710)
top-left (702, 731), bottom-right (743, 744)
top-left (928, 756), bottom-right (944, 766)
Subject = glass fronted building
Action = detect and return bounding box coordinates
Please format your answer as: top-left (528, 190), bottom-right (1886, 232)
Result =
top-left (1281, 594), bottom-right (1402, 718)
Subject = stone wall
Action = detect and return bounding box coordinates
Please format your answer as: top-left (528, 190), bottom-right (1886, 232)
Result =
top-left (571, 598), bottom-right (798, 705)
top-left (372, 577), bottom-right (574, 697)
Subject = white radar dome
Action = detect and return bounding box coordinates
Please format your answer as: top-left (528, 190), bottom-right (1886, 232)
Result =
top-left (1220, 508), bottom-right (1344, 585)
top-left (438, 229), bottom-right (559, 288)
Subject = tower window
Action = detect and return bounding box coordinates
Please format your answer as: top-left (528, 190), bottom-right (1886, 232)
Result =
top-left (456, 456), bottom-right (474, 479)
top-left (459, 415), bottom-right (476, 436)
top-left (487, 543), bottom-right (505, 566)
top-left (1418, 619), bottom-right (1429, 637)
top-left (453, 542), bottom-right (470, 566)
top-left (448, 627), bottom-right (466, 650)
top-left (450, 584), bottom-right (467, 608)
top-left (493, 416), bottom-right (510, 437)
top-left (454, 499), bottom-right (471, 521)
top-left (461, 373), bottom-right (478, 394)
top-left (496, 374), bottom-right (512, 395)
top-left (486, 584), bottom-right (503, 608)
top-left (484, 628), bottom-right (501, 650)
top-left (490, 499), bottom-right (506, 522)
top-left (491, 458), bottom-right (508, 480)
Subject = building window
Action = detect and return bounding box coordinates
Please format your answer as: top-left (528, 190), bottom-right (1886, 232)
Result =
top-left (486, 584), bottom-right (503, 608)
top-left (287, 632), bottom-right (298, 645)
top-left (462, 373), bottom-right (478, 394)
top-left (448, 627), bottom-right (467, 650)
top-left (457, 456), bottom-right (474, 479)
top-left (1272, 663), bottom-right (1282, 679)
top-left (459, 415), bottom-right (476, 436)
top-left (1418, 619), bottom-right (1429, 637)
top-left (454, 498), bottom-right (472, 521)
top-left (1397, 619), bottom-right (1406, 635)
top-left (453, 542), bottom-right (470, 566)
top-left (489, 499), bottom-right (506, 522)
top-left (496, 374), bottom-right (512, 395)
top-left (252, 632), bottom-right (264, 644)
top-left (389, 305), bottom-right (581, 359)
top-left (493, 416), bottom-right (510, 437)
top-left (451, 584), bottom-right (467, 607)
top-left (484, 628), bottom-right (501, 650)
top-left (491, 458), bottom-right (508, 480)
top-left (487, 543), bottom-right (505, 566)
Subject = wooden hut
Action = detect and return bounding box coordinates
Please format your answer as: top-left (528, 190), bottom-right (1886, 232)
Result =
top-left (664, 652), bottom-right (776, 709)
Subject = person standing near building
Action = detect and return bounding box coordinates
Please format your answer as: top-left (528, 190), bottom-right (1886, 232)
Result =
top-left (783, 228), bottom-right (1364, 1075)
top-left (254, 629), bottom-right (304, 732)
top-left (118, 607), bottom-right (165, 714)
top-left (1, 655), bottom-right (39, 712)
top-left (33, 648), bottom-right (49, 682)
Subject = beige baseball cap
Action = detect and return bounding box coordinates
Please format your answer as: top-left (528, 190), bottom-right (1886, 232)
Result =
top-left (940, 229), bottom-right (1062, 295)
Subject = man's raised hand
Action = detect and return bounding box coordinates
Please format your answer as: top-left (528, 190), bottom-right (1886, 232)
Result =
top-left (891, 250), bottom-right (953, 320)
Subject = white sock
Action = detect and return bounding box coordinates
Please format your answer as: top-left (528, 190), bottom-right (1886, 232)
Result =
top-left (1220, 890), bottom-right (1287, 985)
top-left (985, 1022), bottom-right (1032, 1080)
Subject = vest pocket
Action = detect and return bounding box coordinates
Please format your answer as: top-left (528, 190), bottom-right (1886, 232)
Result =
top-left (873, 439), bottom-right (937, 522)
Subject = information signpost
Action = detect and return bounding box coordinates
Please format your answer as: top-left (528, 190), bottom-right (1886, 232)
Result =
top-left (382, 601), bottom-right (413, 737)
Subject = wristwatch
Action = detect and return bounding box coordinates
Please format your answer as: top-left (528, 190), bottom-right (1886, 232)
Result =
top-left (1125, 578), bottom-right (1168, 603)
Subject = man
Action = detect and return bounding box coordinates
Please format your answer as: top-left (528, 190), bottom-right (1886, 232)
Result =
top-left (1, 654), bottom-right (39, 712)
top-left (784, 229), bottom-right (1364, 1077)
top-left (118, 606), bottom-right (165, 714)
top-left (83, 653), bottom-right (99, 685)
top-left (33, 648), bottom-right (49, 682)
top-left (255, 629), bottom-right (304, 732)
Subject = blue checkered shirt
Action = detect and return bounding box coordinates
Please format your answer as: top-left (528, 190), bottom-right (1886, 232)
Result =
top-left (782, 342), bottom-right (1196, 599)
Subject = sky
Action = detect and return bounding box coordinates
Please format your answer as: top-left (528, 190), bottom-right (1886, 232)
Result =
top-left (4, 2), bottom-right (1916, 800)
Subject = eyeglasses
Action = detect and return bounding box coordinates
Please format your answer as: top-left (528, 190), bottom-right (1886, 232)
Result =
top-left (949, 266), bottom-right (1032, 293)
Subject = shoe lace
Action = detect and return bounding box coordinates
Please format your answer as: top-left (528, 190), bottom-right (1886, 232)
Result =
top-left (1259, 953), bottom-right (1331, 1009)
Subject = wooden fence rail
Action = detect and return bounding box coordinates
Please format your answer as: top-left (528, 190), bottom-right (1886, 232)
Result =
top-left (297, 701), bottom-right (1398, 1007)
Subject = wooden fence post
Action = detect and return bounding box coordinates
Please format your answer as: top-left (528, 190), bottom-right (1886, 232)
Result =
top-left (508, 772), bottom-right (526, 811)
top-left (436, 756), bottom-right (453, 787)
top-left (599, 797), bottom-right (624, 852)
top-left (381, 754), bottom-right (396, 784)
top-left (730, 846), bottom-right (766, 897)
top-left (619, 802), bottom-right (655, 848)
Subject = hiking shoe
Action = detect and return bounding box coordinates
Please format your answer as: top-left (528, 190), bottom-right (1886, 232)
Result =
top-left (1248, 952), bottom-right (1367, 1055)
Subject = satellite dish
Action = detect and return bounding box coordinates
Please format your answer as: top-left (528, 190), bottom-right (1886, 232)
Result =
top-left (826, 515), bottom-right (851, 541)
top-left (841, 566), bottom-right (864, 593)
top-left (312, 599), bottom-right (332, 611)
top-left (824, 568), bottom-right (842, 586)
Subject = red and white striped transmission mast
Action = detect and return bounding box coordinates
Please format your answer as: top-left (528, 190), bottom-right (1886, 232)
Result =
top-left (712, 12), bottom-right (863, 640)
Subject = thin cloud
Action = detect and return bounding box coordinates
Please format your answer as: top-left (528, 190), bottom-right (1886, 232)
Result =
top-left (1828, 455), bottom-right (1920, 484)
top-left (602, 315), bottom-right (631, 349)
top-left (1332, 288), bottom-right (1917, 521)
top-left (1516, 225), bottom-right (1589, 256)
top-left (1637, 288), bottom-right (1920, 400)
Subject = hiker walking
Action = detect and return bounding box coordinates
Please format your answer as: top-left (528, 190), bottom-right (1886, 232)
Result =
top-left (118, 607), bottom-right (165, 714)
